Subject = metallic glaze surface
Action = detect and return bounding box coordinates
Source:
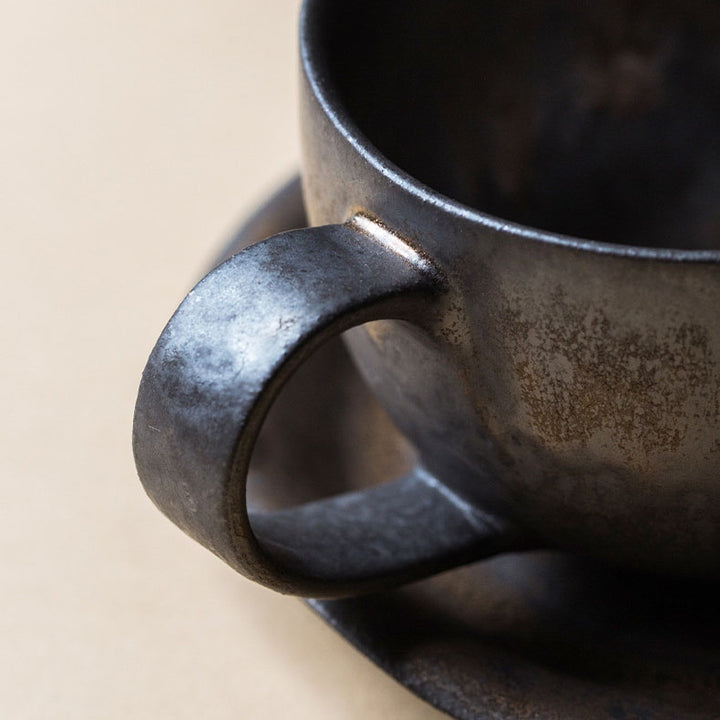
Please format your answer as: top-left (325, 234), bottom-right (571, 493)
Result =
top-left (135, 0), bottom-right (720, 596)
top-left (237, 179), bottom-right (720, 720)
top-left (134, 206), bottom-right (528, 596)
top-left (298, 0), bottom-right (720, 577)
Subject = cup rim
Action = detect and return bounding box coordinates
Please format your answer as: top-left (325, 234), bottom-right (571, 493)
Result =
top-left (299, 0), bottom-right (720, 264)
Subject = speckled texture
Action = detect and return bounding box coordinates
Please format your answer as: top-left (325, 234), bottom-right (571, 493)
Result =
top-left (242, 178), bottom-right (720, 720)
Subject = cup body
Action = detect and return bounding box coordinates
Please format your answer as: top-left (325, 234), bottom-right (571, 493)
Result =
top-left (298, 0), bottom-right (720, 575)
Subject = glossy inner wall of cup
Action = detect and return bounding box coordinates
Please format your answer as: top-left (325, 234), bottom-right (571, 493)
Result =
top-left (317, 0), bottom-right (720, 249)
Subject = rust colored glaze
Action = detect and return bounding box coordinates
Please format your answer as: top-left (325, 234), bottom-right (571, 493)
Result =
top-left (133, 0), bottom-right (720, 713)
top-left (505, 288), bottom-right (719, 461)
top-left (136, 0), bottom-right (720, 599)
top-left (235, 178), bottom-right (720, 720)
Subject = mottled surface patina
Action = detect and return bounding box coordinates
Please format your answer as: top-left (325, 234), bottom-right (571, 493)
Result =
top-left (236, 179), bottom-right (720, 720)
top-left (299, 0), bottom-right (720, 576)
top-left (134, 0), bottom-right (720, 713)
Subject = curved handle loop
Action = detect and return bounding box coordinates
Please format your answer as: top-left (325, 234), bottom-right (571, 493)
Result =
top-left (133, 218), bottom-right (525, 597)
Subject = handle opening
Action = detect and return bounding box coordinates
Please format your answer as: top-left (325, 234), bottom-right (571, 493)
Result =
top-left (133, 218), bottom-right (528, 597)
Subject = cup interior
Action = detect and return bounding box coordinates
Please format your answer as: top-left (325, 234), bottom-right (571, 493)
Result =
top-left (313, 0), bottom-right (720, 249)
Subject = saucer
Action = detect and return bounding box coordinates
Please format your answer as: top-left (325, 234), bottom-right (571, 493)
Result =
top-left (222, 177), bottom-right (720, 720)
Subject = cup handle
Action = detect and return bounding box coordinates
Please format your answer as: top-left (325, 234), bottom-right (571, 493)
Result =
top-left (133, 218), bottom-right (529, 597)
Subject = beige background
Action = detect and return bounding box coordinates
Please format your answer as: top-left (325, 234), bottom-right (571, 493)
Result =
top-left (1, 1), bottom-right (446, 717)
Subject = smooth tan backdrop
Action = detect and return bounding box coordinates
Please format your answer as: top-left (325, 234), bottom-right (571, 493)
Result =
top-left (0, 1), bottom-right (447, 716)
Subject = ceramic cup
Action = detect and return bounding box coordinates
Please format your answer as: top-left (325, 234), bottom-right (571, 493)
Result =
top-left (134, 0), bottom-right (720, 596)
